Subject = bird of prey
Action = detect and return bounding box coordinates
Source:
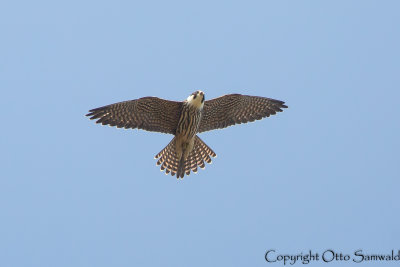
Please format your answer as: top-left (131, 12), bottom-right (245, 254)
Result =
top-left (86, 91), bottom-right (287, 178)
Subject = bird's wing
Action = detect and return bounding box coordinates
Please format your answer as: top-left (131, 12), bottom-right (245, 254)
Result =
top-left (198, 94), bottom-right (287, 133)
top-left (86, 97), bottom-right (182, 134)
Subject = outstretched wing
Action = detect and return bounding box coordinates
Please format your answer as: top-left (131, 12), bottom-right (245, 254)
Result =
top-left (198, 94), bottom-right (287, 133)
top-left (86, 97), bottom-right (182, 134)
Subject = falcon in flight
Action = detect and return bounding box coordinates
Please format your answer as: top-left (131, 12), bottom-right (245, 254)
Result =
top-left (86, 91), bottom-right (287, 178)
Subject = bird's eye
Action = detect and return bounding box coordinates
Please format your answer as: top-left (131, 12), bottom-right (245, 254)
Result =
top-left (193, 94), bottom-right (197, 99)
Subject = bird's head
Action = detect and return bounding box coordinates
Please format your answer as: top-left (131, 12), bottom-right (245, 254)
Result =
top-left (186, 90), bottom-right (205, 109)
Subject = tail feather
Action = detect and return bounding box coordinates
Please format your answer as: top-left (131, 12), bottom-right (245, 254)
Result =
top-left (194, 145), bottom-right (204, 169)
top-left (186, 151), bottom-right (198, 173)
top-left (154, 135), bottom-right (216, 179)
top-left (155, 137), bottom-right (179, 176)
top-left (189, 150), bottom-right (198, 173)
top-left (176, 157), bottom-right (186, 178)
top-left (184, 157), bottom-right (191, 176)
top-left (196, 150), bottom-right (205, 169)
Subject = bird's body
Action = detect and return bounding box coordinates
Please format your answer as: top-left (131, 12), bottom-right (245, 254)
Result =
top-left (86, 91), bottom-right (287, 178)
top-left (175, 92), bottom-right (204, 163)
top-left (155, 91), bottom-right (210, 178)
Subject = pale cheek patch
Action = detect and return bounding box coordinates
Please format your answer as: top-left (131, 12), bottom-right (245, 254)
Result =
top-left (188, 99), bottom-right (203, 109)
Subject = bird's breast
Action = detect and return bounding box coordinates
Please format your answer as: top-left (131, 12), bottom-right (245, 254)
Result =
top-left (176, 104), bottom-right (202, 141)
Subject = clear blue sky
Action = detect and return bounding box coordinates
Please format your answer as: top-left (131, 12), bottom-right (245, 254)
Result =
top-left (1, 1), bottom-right (399, 266)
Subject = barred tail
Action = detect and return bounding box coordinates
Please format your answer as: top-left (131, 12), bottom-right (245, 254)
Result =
top-left (154, 135), bottom-right (217, 179)
top-left (154, 137), bottom-right (180, 176)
